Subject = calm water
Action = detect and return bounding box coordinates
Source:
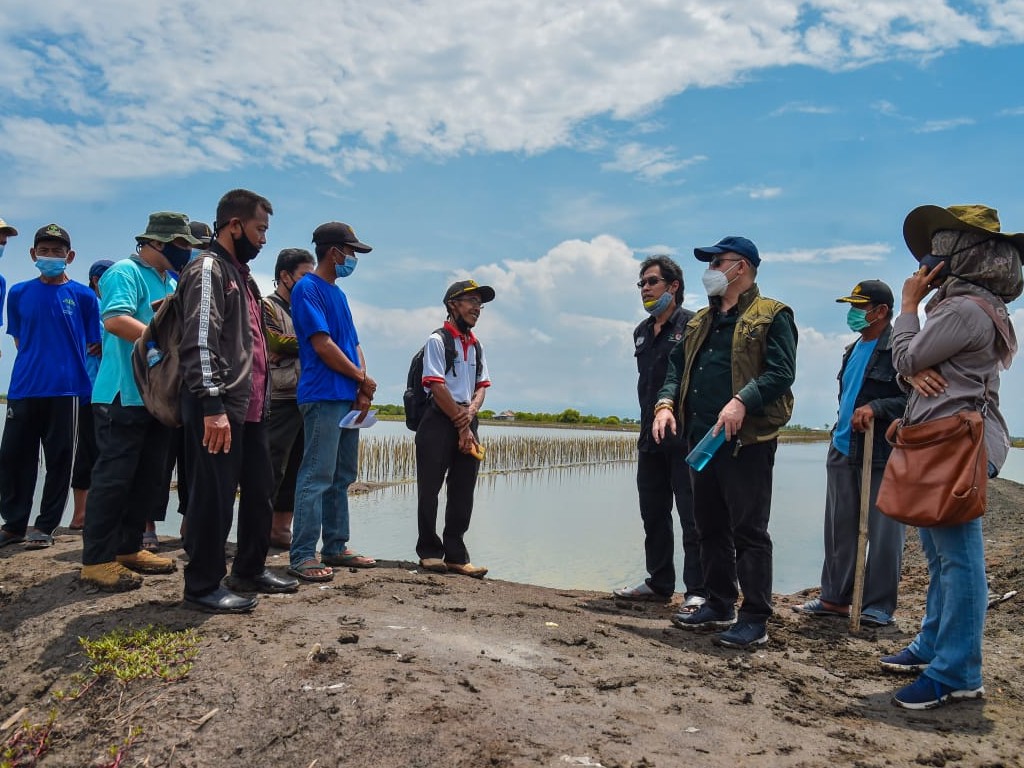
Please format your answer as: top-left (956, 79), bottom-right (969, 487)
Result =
top-left (14, 408), bottom-right (1024, 595)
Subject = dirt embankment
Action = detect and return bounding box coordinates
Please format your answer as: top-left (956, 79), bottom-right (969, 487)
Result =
top-left (2, 479), bottom-right (1023, 767)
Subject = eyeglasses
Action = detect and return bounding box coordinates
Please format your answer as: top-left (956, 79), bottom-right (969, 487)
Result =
top-left (457, 296), bottom-right (483, 307)
top-left (709, 257), bottom-right (742, 269)
top-left (636, 276), bottom-right (667, 289)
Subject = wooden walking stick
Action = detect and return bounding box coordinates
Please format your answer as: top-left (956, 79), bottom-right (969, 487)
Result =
top-left (850, 421), bottom-right (874, 633)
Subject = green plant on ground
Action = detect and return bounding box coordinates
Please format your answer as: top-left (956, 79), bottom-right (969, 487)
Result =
top-left (79, 625), bottom-right (200, 684)
top-left (1, 711), bottom-right (57, 768)
top-left (98, 726), bottom-right (142, 768)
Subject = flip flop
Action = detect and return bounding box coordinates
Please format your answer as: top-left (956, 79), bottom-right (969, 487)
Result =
top-left (791, 598), bottom-right (849, 618)
top-left (24, 529), bottom-right (55, 549)
top-left (287, 559), bottom-right (334, 582)
top-left (142, 531), bottom-right (160, 552)
top-left (322, 549), bottom-right (376, 568)
top-left (0, 530), bottom-right (26, 547)
top-left (859, 609), bottom-right (894, 627)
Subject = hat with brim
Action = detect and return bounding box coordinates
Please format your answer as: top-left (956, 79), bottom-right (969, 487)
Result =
top-left (0, 218), bottom-right (17, 237)
top-left (693, 235), bottom-right (761, 267)
top-left (903, 204), bottom-right (1024, 259)
top-left (312, 222), bottom-right (373, 253)
top-left (135, 212), bottom-right (203, 246)
top-left (444, 279), bottom-right (496, 304)
top-left (835, 279), bottom-right (894, 308)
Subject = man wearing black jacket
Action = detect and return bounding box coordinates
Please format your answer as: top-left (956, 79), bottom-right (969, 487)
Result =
top-left (793, 280), bottom-right (907, 627)
top-left (614, 255), bottom-right (705, 607)
top-left (178, 189), bottom-right (297, 613)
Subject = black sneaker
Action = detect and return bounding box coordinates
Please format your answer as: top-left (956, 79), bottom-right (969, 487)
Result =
top-left (671, 604), bottom-right (736, 630)
top-left (716, 621), bottom-right (768, 649)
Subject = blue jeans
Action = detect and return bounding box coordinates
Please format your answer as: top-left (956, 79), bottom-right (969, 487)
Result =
top-left (291, 401), bottom-right (359, 568)
top-left (908, 518), bottom-right (987, 690)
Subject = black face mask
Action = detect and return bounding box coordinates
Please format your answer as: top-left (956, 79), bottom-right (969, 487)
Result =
top-left (920, 233), bottom-right (995, 280)
top-left (161, 242), bottom-right (192, 273)
top-left (233, 227), bottom-right (261, 263)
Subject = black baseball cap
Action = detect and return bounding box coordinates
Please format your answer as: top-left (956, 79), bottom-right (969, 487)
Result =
top-left (34, 223), bottom-right (71, 248)
top-left (444, 279), bottom-right (495, 305)
top-left (835, 280), bottom-right (894, 309)
top-left (311, 222), bottom-right (372, 253)
top-left (190, 220), bottom-right (213, 247)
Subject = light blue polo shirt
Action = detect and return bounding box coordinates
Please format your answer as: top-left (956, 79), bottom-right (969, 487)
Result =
top-left (92, 256), bottom-right (176, 406)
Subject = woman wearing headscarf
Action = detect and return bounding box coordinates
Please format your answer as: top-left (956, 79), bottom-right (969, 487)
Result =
top-left (882, 204), bottom-right (1023, 710)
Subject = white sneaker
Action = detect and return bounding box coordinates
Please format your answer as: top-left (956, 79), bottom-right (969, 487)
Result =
top-left (612, 581), bottom-right (671, 602)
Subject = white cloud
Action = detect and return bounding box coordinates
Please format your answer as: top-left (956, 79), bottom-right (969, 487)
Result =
top-left (749, 186), bottom-right (783, 199)
top-left (770, 101), bottom-right (838, 117)
top-left (2, 0), bottom-right (1022, 198)
top-left (766, 243), bottom-right (892, 263)
top-left (915, 117), bottom-right (976, 133)
top-left (997, 106), bottom-right (1024, 116)
top-left (602, 143), bottom-right (706, 181)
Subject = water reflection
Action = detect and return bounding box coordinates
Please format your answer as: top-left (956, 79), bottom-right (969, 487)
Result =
top-left (349, 443), bottom-right (831, 595)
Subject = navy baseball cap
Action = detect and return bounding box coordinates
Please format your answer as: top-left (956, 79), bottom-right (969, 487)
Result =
top-left (89, 259), bottom-right (114, 281)
top-left (694, 236), bottom-right (760, 267)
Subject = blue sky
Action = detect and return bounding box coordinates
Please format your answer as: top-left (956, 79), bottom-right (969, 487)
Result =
top-left (2, 1), bottom-right (1024, 433)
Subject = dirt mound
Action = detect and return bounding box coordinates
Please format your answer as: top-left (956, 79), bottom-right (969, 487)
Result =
top-left (2, 480), bottom-right (1023, 767)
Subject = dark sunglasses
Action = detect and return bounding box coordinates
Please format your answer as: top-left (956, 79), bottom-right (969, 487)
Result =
top-left (636, 276), bottom-right (667, 289)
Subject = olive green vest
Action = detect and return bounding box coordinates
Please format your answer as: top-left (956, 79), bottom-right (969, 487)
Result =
top-left (678, 285), bottom-right (795, 445)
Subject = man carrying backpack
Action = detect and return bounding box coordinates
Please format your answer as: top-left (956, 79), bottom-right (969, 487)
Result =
top-left (80, 213), bottom-right (199, 591)
top-left (415, 280), bottom-right (493, 578)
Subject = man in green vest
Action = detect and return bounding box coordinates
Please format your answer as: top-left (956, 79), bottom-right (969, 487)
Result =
top-left (652, 236), bottom-right (797, 649)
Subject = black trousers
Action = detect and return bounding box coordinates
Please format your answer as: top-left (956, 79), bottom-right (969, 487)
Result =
top-left (689, 438), bottom-right (777, 622)
top-left (414, 405), bottom-right (479, 564)
top-left (636, 448), bottom-right (705, 598)
top-left (0, 396), bottom-right (78, 536)
top-left (155, 426), bottom-right (188, 522)
top-left (266, 399), bottom-right (304, 512)
top-left (71, 402), bottom-right (98, 490)
top-left (82, 401), bottom-right (172, 564)
top-left (181, 391), bottom-right (273, 596)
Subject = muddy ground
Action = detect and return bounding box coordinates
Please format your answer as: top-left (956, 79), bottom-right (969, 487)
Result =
top-left (1, 479), bottom-right (1022, 768)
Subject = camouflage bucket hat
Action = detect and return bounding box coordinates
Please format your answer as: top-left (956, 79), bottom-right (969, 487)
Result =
top-left (135, 212), bottom-right (203, 246)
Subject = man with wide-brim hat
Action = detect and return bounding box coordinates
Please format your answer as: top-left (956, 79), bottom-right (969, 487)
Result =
top-left (79, 211), bottom-right (201, 592)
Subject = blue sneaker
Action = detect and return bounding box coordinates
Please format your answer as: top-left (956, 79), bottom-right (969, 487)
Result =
top-left (670, 605), bottom-right (736, 630)
top-left (892, 675), bottom-right (985, 710)
top-left (716, 621), bottom-right (768, 649)
top-left (879, 648), bottom-right (929, 674)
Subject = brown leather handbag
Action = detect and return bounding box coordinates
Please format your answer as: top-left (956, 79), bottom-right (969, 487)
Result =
top-left (876, 410), bottom-right (987, 527)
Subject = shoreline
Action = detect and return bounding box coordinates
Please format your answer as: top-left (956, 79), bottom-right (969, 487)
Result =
top-left (2, 478), bottom-right (1022, 766)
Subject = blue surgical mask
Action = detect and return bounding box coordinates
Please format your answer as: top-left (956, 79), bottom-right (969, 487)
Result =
top-left (643, 292), bottom-right (674, 316)
top-left (35, 257), bottom-right (68, 278)
top-left (335, 254), bottom-right (358, 279)
top-left (0, 244), bottom-right (5, 260)
top-left (190, 249), bottom-right (203, 262)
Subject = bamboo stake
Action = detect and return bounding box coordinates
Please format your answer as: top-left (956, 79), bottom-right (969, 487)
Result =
top-left (850, 421), bottom-right (875, 633)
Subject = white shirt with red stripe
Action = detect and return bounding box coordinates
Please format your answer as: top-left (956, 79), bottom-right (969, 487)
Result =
top-left (421, 321), bottom-right (491, 405)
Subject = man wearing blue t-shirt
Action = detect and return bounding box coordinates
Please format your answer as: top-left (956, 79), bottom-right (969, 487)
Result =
top-left (288, 222), bottom-right (377, 582)
top-left (79, 213), bottom-right (202, 591)
top-left (793, 280), bottom-right (907, 627)
top-left (0, 217), bottom-right (17, 349)
top-left (0, 224), bottom-right (101, 548)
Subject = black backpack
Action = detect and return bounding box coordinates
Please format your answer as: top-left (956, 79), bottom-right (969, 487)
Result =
top-left (403, 327), bottom-right (481, 431)
top-left (131, 291), bottom-right (184, 428)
